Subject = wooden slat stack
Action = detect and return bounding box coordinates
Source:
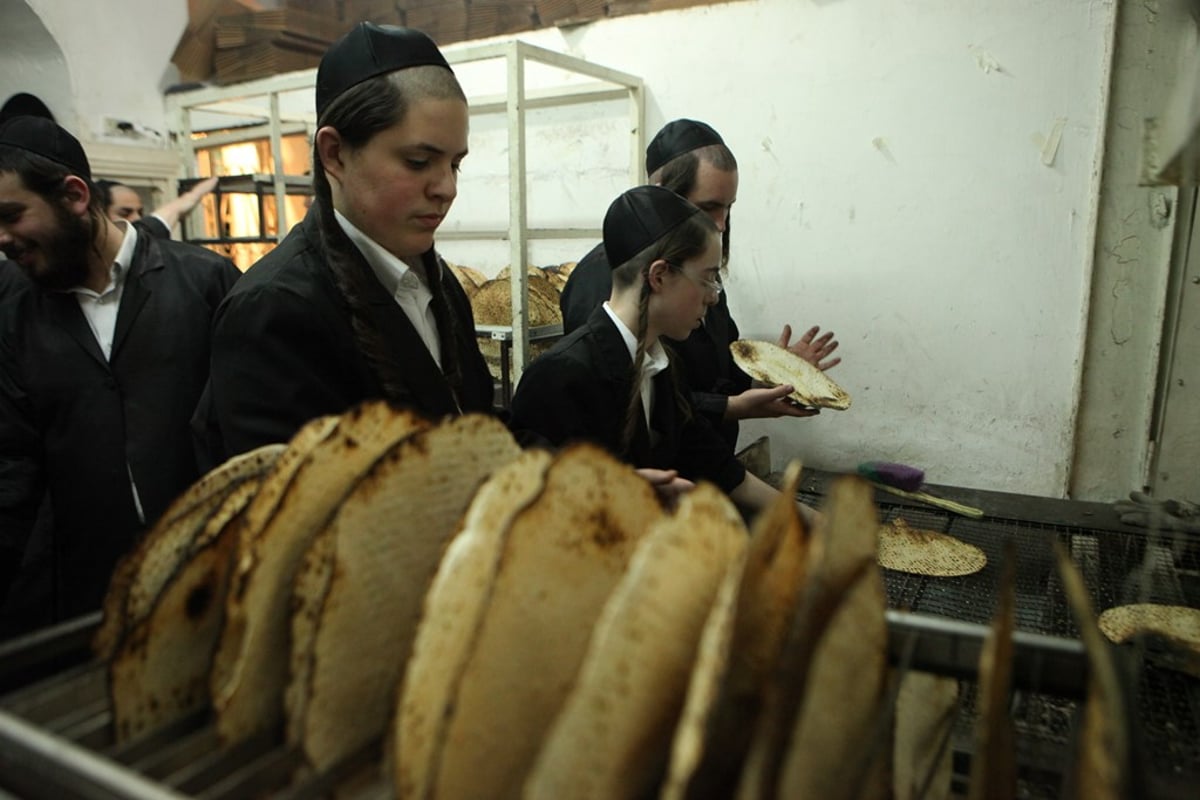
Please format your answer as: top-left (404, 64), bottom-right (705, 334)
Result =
top-left (605, 0), bottom-right (711, 18)
top-left (285, 0), bottom-right (404, 26)
top-left (172, 0), bottom-right (258, 82)
top-left (404, 0), bottom-right (469, 45)
top-left (343, 0), bottom-right (407, 24)
top-left (464, 2), bottom-right (537, 42)
top-left (214, 7), bottom-right (342, 85)
top-left (175, 0), bottom-right (745, 86)
top-left (533, 0), bottom-right (607, 28)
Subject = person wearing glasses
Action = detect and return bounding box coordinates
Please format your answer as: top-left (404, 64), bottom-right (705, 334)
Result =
top-left (559, 119), bottom-right (841, 453)
top-left (511, 185), bottom-right (818, 523)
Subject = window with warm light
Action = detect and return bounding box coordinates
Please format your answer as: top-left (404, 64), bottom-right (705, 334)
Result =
top-left (188, 133), bottom-right (313, 271)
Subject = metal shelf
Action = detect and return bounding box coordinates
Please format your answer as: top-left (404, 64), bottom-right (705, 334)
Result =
top-left (176, 173), bottom-right (312, 245)
top-left (475, 324), bottom-right (564, 403)
top-left (438, 40), bottom-right (642, 385)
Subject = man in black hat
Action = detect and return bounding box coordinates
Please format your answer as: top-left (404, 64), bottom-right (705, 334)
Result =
top-left (0, 116), bottom-right (240, 630)
top-left (198, 23), bottom-right (494, 461)
top-left (559, 119), bottom-right (842, 452)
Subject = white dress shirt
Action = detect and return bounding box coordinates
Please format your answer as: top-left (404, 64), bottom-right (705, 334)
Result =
top-left (334, 209), bottom-right (442, 368)
top-left (602, 301), bottom-right (669, 428)
top-left (70, 219), bottom-right (136, 360)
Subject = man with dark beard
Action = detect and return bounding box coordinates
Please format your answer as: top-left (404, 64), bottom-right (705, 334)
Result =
top-left (0, 117), bottom-right (240, 631)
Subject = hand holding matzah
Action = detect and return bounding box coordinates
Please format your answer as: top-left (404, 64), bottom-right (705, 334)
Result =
top-left (730, 339), bottom-right (852, 411)
top-left (727, 384), bottom-right (821, 420)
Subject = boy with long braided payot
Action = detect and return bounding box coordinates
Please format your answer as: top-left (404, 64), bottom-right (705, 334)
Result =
top-left (198, 24), bottom-right (494, 461)
top-left (559, 119), bottom-right (841, 453)
top-left (511, 185), bottom-right (818, 524)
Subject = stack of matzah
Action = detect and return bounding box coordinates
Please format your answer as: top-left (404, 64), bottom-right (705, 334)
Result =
top-left (92, 422), bottom-right (1136, 799)
top-left (450, 262), bottom-right (572, 383)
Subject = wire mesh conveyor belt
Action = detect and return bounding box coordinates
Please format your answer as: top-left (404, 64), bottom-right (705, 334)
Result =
top-left (795, 479), bottom-right (1200, 800)
top-left (0, 610), bottom-right (1083, 800)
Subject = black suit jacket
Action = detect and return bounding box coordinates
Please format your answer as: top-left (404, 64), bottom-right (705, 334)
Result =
top-left (558, 242), bottom-right (751, 450)
top-left (202, 209), bottom-right (495, 460)
top-left (135, 215), bottom-right (171, 240)
top-left (509, 306), bottom-right (745, 493)
top-left (0, 260), bottom-right (27, 300)
top-left (0, 233), bottom-right (240, 619)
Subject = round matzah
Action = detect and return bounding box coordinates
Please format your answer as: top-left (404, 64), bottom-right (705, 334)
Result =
top-left (1097, 604), bottom-right (1200, 646)
top-left (728, 339), bottom-right (851, 410)
top-left (471, 276), bottom-right (561, 327)
top-left (445, 261), bottom-right (487, 290)
top-left (876, 518), bottom-right (986, 577)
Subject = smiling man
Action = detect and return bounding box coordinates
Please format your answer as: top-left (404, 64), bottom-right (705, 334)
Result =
top-left (0, 117), bottom-right (239, 627)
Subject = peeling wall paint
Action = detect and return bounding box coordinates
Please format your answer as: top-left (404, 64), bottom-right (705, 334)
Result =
top-left (0, 3), bottom-right (71, 125)
top-left (1039, 117), bottom-right (1067, 165)
top-left (968, 44), bottom-right (1009, 76)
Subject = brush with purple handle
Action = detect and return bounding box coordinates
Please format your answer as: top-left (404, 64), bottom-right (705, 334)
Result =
top-left (856, 461), bottom-right (925, 492)
top-left (855, 461), bottom-right (984, 518)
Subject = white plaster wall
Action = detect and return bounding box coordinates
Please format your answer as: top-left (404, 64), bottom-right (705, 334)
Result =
top-left (18, 0), bottom-right (186, 142)
top-left (456, 0), bottom-right (1115, 495)
top-left (440, 90), bottom-right (637, 277)
top-left (0, 2), bottom-right (72, 124)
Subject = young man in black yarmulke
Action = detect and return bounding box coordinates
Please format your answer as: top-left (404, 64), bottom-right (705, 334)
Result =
top-left (199, 23), bottom-right (495, 462)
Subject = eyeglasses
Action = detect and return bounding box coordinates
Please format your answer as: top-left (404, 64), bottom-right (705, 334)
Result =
top-left (668, 262), bottom-right (724, 295)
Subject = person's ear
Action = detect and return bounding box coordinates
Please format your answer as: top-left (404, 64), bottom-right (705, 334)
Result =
top-left (646, 258), bottom-right (671, 292)
top-left (60, 175), bottom-right (91, 216)
top-left (315, 126), bottom-right (346, 183)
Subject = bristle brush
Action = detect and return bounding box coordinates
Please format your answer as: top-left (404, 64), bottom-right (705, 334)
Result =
top-left (856, 461), bottom-right (984, 519)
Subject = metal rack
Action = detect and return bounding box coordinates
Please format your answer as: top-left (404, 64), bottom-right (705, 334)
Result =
top-left (176, 173), bottom-right (313, 245)
top-left (796, 471), bottom-right (1200, 799)
top-left (0, 610), bottom-right (1088, 800)
top-left (439, 40), bottom-right (643, 385)
top-left (165, 74), bottom-right (314, 248)
top-left (1, 478), bottom-right (1195, 798)
top-left (475, 322), bottom-right (564, 403)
